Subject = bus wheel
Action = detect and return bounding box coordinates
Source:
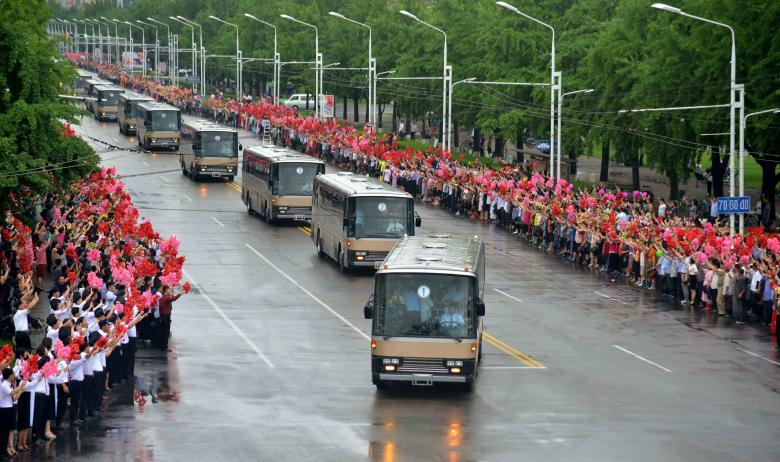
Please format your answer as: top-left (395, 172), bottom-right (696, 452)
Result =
top-left (461, 381), bottom-right (475, 393)
top-left (316, 232), bottom-right (325, 259)
top-left (246, 199), bottom-right (254, 215)
top-left (227, 176), bottom-right (235, 182)
top-left (374, 380), bottom-right (388, 391)
top-left (338, 247), bottom-right (347, 272)
top-left (265, 205), bottom-right (274, 224)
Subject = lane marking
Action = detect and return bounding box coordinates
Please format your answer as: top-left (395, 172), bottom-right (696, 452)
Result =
top-left (298, 226), bottom-right (312, 236)
top-left (483, 336), bottom-right (538, 368)
top-left (594, 291), bottom-right (629, 305)
top-left (613, 345), bottom-right (672, 373)
top-left (182, 194), bottom-right (193, 202)
top-left (245, 243), bottom-right (371, 340)
top-left (211, 216), bottom-right (225, 228)
top-left (159, 175), bottom-right (169, 183)
top-left (182, 269), bottom-right (275, 367)
top-left (481, 366), bottom-right (543, 370)
top-left (227, 181), bottom-right (242, 192)
top-left (483, 332), bottom-right (545, 368)
top-left (736, 347), bottom-right (780, 367)
top-left (142, 161), bottom-right (150, 166)
top-left (493, 288), bottom-right (522, 303)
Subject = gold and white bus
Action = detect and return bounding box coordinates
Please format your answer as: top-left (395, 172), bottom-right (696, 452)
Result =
top-left (311, 172), bottom-right (421, 271)
top-left (242, 145), bottom-right (325, 223)
top-left (92, 85), bottom-right (124, 121)
top-left (74, 69), bottom-right (97, 95)
top-left (84, 78), bottom-right (109, 112)
top-left (136, 101), bottom-right (181, 150)
top-left (117, 93), bottom-right (153, 135)
top-left (179, 119), bottom-right (239, 181)
top-left (364, 234), bottom-right (486, 391)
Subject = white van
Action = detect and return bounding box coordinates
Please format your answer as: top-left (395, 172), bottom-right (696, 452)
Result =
top-left (282, 94), bottom-right (316, 111)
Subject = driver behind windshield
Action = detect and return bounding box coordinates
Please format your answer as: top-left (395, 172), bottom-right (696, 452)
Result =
top-left (439, 304), bottom-right (465, 328)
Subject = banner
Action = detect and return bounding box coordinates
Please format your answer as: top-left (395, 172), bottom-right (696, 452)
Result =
top-left (322, 95), bottom-right (334, 118)
top-left (122, 51), bottom-right (145, 72)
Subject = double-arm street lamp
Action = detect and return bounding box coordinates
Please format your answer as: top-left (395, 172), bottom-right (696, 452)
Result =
top-left (209, 15), bottom-right (241, 100)
top-left (557, 88), bottom-right (594, 179)
top-left (280, 14), bottom-right (319, 116)
top-left (137, 20), bottom-right (159, 82)
top-left (176, 16), bottom-right (205, 95)
top-left (124, 21), bottom-right (146, 77)
top-left (170, 16), bottom-right (196, 89)
top-left (244, 13), bottom-right (278, 105)
top-left (329, 12), bottom-right (374, 125)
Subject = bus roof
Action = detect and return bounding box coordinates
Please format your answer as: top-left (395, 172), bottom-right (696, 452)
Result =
top-left (94, 85), bottom-right (125, 93)
top-left (137, 101), bottom-right (179, 112)
top-left (315, 172), bottom-right (411, 198)
top-left (244, 145), bottom-right (325, 165)
top-left (379, 235), bottom-right (484, 275)
top-left (118, 92), bottom-right (153, 102)
top-left (77, 69), bottom-right (96, 78)
top-left (182, 119), bottom-right (236, 133)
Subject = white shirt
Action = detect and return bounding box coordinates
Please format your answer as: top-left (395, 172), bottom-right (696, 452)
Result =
top-left (13, 309), bottom-right (29, 332)
top-left (46, 326), bottom-right (60, 343)
top-left (128, 307), bottom-right (138, 338)
top-left (440, 312), bottom-right (465, 327)
top-left (750, 271), bottom-right (762, 292)
top-left (69, 354), bottom-right (85, 382)
top-left (0, 381), bottom-right (13, 408)
top-left (89, 351), bottom-right (103, 372)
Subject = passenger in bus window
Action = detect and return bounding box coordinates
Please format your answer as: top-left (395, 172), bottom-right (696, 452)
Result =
top-left (385, 217), bottom-right (405, 234)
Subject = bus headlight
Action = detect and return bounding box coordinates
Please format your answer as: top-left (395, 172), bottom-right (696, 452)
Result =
top-left (172, 138), bottom-right (179, 143)
top-left (129, 124), bottom-right (135, 129)
top-left (450, 367), bottom-right (461, 374)
top-left (446, 360), bottom-right (463, 367)
top-left (151, 138), bottom-right (157, 143)
top-left (384, 365), bottom-right (396, 372)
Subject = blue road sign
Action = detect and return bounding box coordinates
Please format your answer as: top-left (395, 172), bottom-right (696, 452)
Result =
top-left (716, 196), bottom-right (750, 214)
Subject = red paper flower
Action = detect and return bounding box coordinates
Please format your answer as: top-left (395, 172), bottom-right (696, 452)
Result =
top-left (183, 281), bottom-right (191, 294)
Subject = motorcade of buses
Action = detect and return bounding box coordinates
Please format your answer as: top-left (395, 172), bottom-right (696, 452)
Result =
top-left (84, 78), bottom-right (109, 112)
top-left (92, 85), bottom-right (125, 121)
top-left (179, 119), bottom-right (240, 181)
top-left (242, 144), bottom-right (325, 223)
top-left (117, 93), bottom-right (154, 135)
top-left (136, 101), bottom-right (181, 150)
top-left (363, 234), bottom-right (486, 392)
top-left (73, 70), bottom-right (97, 95)
top-left (311, 172), bottom-right (421, 272)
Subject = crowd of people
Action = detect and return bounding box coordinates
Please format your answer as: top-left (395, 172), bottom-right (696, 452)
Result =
top-left (79, 59), bottom-right (779, 349)
top-left (0, 163), bottom-right (188, 456)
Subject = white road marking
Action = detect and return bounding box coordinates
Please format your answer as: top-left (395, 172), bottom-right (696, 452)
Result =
top-left (210, 216), bottom-right (225, 228)
top-left (142, 161), bottom-right (150, 166)
top-left (494, 288), bottom-right (522, 303)
top-left (737, 347), bottom-right (780, 367)
top-left (182, 194), bottom-right (193, 202)
top-left (159, 175), bottom-right (169, 183)
top-left (245, 243), bottom-right (371, 340)
top-left (594, 291), bottom-right (629, 305)
top-left (182, 269), bottom-right (275, 367)
top-left (481, 366), bottom-right (543, 370)
top-left (613, 345), bottom-right (672, 373)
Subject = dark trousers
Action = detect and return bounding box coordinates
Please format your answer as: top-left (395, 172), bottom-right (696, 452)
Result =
top-left (32, 393), bottom-right (47, 439)
top-left (125, 337), bottom-right (137, 379)
top-left (93, 371), bottom-right (105, 411)
top-left (69, 380), bottom-right (82, 422)
top-left (156, 314), bottom-right (172, 350)
top-left (56, 385), bottom-right (67, 425)
top-left (763, 301), bottom-right (773, 324)
top-left (80, 375), bottom-right (93, 418)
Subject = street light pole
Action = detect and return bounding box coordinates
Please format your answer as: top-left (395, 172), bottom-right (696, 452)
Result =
top-left (329, 12), bottom-right (373, 125)
top-left (739, 108), bottom-right (779, 233)
top-left (449, 77), bottom-right (477, 149)
top-left (170, 17), bottom-right (195, 91)
top-left (137, 21), bottom-right (159, 82)
top-left (124, 22), bottom-right (146, 77)
top-left (400, 10), bottom-right (448, 150)
top-left (497, 2), bottom-right (556, 179)
top-left (652, 3), bottom-right (739, 235)
top-left (557, 88), bottom-right (594, 179)
top-left (244, 13), bottom-right (278, 105)
top-left (209, 16), bottom-right (241, 100)
top-left (177, 17), bottom-right (204, 96)
top-left (281, 14), bottom-right (319, 116)
top-left (146, 19), bottom-right (171, 83)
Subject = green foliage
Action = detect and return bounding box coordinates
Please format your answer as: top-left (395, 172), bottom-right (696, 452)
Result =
top-left (0, 0), bottom-right (97, 204)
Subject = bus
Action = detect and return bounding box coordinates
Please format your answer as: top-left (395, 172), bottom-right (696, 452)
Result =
top-left (136, 102), bottom-right (181, 150)
top-left (73, 69), bottom-right (97, 95)
top-left (242, 144), bottom-right (325, 223)
top-left (179, 119), bottom-right (239, 181)
top-left (363, 234), bottom-right (486, 391)
top-left (117, 93), bottom-right (154, 135)
top-left (311, 172), bottom-right (421, 271)
top-left (92, 85), bottom-right (124, 121)
top-left (84, 78), bottom-right (109, 112)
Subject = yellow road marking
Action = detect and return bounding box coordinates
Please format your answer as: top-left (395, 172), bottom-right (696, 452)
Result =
top-left (483, 336), bottom-right (537, 367)
top-left (298, 226), bottom-right (311, 235)
top-left (227, 182), bottom-right (241, 192)
top-left (483, 331), bottom-right (545, 368)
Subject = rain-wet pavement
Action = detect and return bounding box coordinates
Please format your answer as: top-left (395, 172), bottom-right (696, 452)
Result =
top-left (40, 114), bottom-right (780, 462)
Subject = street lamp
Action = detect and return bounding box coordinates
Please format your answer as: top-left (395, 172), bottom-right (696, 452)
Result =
top-left (124, 21), bottom-right (146, 77)
top-left (497, 1), bottom-right (557, 179)
top-left (652, 3), bottom-right (739, 235)
top-left (170, 16), bottom-right (196, 89)
top-left (146, 18), bottom-right (171, 82)
top-left (244, 13), bottom-right (278, 105)
top-left (557, 88), bottom-right (594, 179)
top-left (95, 18), bottom-right (114, 63)
top-left (329, 12), bottom-right (374, 125)
top-left (209, 15), bottom-right (241, 100)
top-left (137, 21), bottom-right (159, 82)
top-left (400, 10), bottom-right (448, 149)
top-left (85, 19), bottom-right (104, 63)
top-left (449, 77), bottom-right (476, 150)
top-left (739, 108), bottom-right (779, 233)
top-left (101, 16), bottom-right (120, 65)
top-left (280, 14), bottom-right (319, 116)
top-left (78, 20), bottom-right (96, 58)
top-left (177, 16), bottom-right (205, 96)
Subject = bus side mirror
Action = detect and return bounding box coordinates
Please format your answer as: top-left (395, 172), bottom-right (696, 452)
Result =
top-left (238, 143), bottom-right (243, 151)
top-left (476, 300), bottom-right (485, 317)
top-left (415, 212), bottom-right (422, 227)
top-left (364, 295), bottom-right (374, 319)
top-left (343, 217), bottom-right (351, 228)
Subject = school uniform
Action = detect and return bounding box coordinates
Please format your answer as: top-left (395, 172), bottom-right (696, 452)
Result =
top-left (90, 348), bottom-right (105, 412)
top-left (0, 380), bottom-right (15, 452)
top-left (81, 353), bottom-right (95, 417)
top-left (68, 353), bottom-right (85, 423)
top-left (13, 309), bottom-right (32, 350)
top-left (31, 373), bottom-right (48, 439)
top-left (17, 373), bottom-right (40, 431)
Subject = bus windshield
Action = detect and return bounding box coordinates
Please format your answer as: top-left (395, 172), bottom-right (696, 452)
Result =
top-left (197, 132), bottom-right (236, 158)
top-left (150, 111), bottom-right (181, 131)
top-left (347, 196), bottom-right (412, 239)
top-left (373, 273), bottom-right (475, 339)
top-left (98, 91), bottom-right (119, 106)
top-left (273, 163), bottom-right (321, 196)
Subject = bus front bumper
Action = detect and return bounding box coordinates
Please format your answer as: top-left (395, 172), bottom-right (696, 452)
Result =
top-left (273, 206), bottom-right (311, 221)
top-left (378, 373), bottom-right (467, 383)
top-left (348, 250), bottom-right (388, 268)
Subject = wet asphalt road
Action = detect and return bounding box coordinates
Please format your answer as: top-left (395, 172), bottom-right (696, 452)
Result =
top-left (48, 114), bottom-right (780, 462)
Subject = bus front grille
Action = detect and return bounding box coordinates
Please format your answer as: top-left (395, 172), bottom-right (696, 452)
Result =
top-left (397, 358), bottom-right (447, 374)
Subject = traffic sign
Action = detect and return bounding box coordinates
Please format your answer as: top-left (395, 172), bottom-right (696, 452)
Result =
top-left (187, 75), bottom-right (198, 83)
top-left (716, 196), bottom-right (750, 214)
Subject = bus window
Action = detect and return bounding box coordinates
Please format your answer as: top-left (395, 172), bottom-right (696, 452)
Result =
top-left (197, 132), bottom-right (237, 157)
top-left (151, 111), bottom-right (181, 131)
top-left (346, 196), bottom-right (413, 239)
top-left (272, 163), bottom-right (320, 196)
top-left (374, 273), bottom-right (475, 338)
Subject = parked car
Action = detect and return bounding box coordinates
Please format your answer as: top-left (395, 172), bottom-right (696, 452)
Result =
top-left (535, 139), bottom-right (551, 154)
top-left (282, 94), bottom-right (316, 111)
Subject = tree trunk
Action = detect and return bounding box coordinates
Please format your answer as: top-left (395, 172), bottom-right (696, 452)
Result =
top-left (378, 103), bottom-right (385, 129)
top-left (567, 147), bottom-right (576, 176)
top-left (757, 158), bottom-right (777, 228)
top-left (364, 94), bottom-right (369, 123)
top-left (305, 92), bottom-right (310, 111)
top-left (515, 126), bottom-right (525, 163)
top-left (599, 139), bottom-right (610, 182)
top-left (493, 137), bottom-right (505, 158)
top-left (353, 94), bottom-right (359, 123)
top-left (392, 100), bottom-right (397, 132)
top-left (668, 168), bottom-right (680, 200)
top-left (474, 127), bottom-right (483, 156)
top-left (342, 94), bottom-right (348, 120)
top-left (453, 120), bottom-right (460, 149)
